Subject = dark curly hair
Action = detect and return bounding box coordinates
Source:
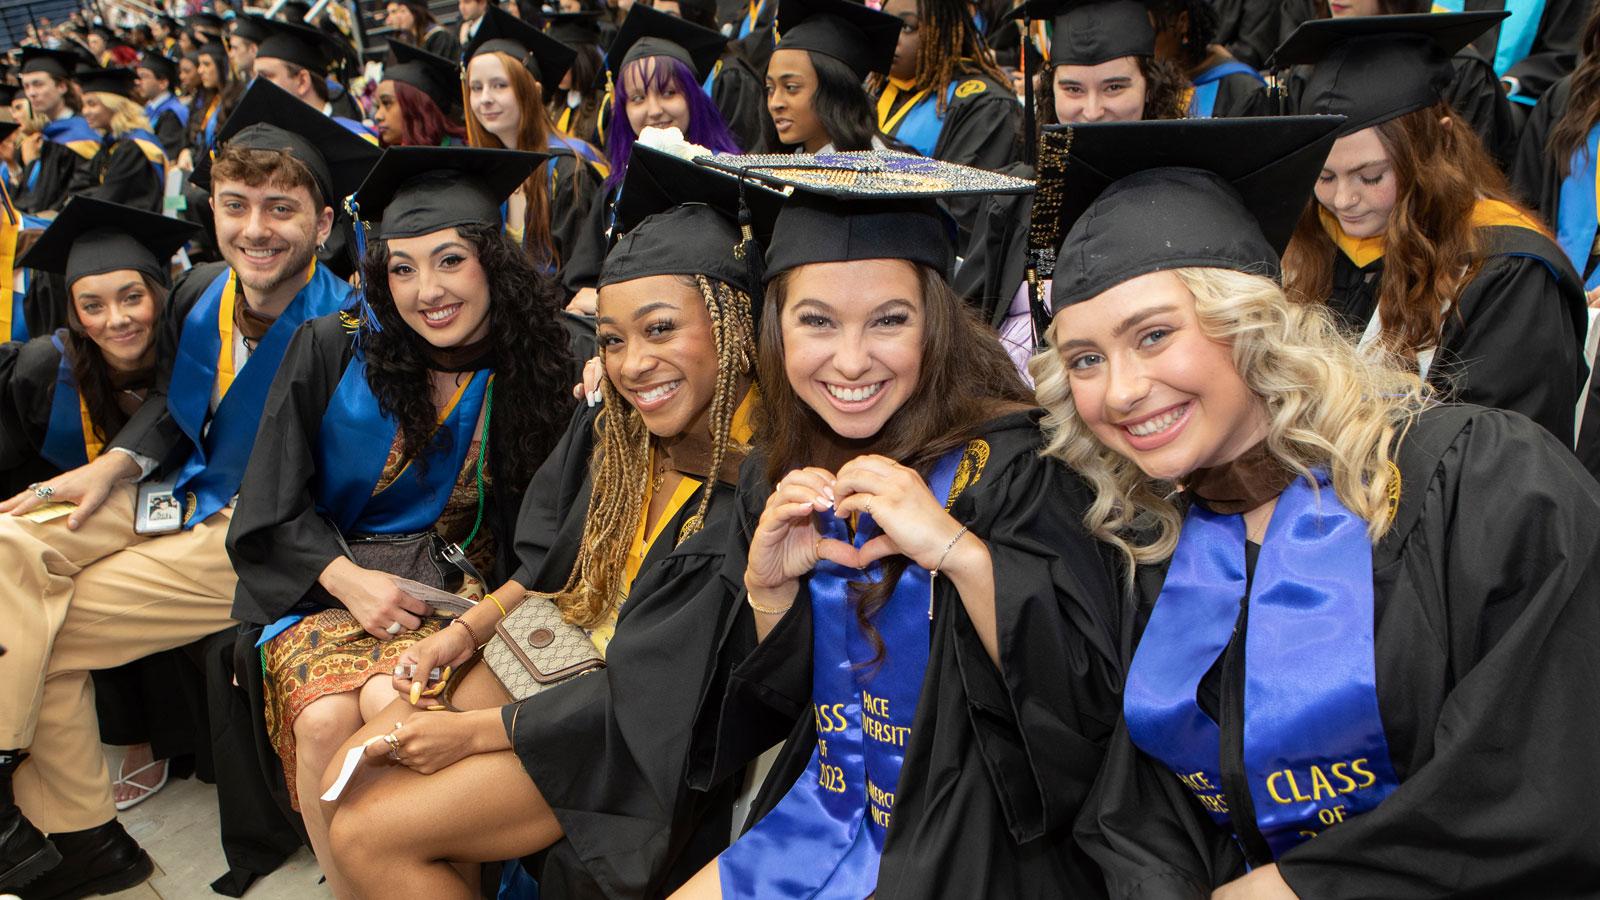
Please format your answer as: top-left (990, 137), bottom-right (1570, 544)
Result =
top-left (357, 221), bottom-right (577, 495)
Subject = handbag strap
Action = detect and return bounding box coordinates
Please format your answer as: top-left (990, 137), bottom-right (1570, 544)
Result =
top-left (461, 379), bottom-right (494, 549)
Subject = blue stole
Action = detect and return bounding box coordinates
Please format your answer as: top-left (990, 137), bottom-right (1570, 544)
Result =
top-left (315, 358), bottom-right (490, 535)
top-left (40, 330), bottom-right (90, 470)
top-left (718, 448), bottom-right (965, 896)
top-left (1557, 124), bottom-right (1600, 291)
top-left (203, 105), bottom-right (221, 150)
top-left (334, 116), bottom-right (380, 142)
top-left (1188, 60), bottom-right (1263, 119)
top-left (169, 264), bottom-right (353, 528)
top-left (43, 116), bottom-right (103, 160)
top-left (1123, 472), bottom-right (1401, 859)
top-left (9, 270), bottom-right (27, 342)
top-left (1431, 0), bottom-right (1543, 104)
top-left (146, 94), bottom-right (190, 129)
top-left (888, 82), bottom-right (958, 158)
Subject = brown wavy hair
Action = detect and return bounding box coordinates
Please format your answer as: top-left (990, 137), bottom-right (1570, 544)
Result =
top-left (1549, 0), bottom-right (1600, 178)
top-left (1033, 55), bottom-right (1189, 129)
top-left (66, 275), bottom-right (167, 446)
top-left (1282, 102), bottom-right (1534, 359)
top-left (757, 263), bottom-right (1033, 663)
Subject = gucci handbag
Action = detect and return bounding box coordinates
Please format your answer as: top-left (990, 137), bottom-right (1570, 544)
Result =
top-left (482, 591), bottom-right (605, 700)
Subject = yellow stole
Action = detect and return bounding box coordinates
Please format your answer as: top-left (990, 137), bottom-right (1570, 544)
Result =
top-left (876, 76), bottom-right (931, 135)
top-left (1320, 198), bottom-right (1550, 267)
top-left (215, 263), bottom-right (317, 403)
top-left (0, 182), bottom-right (18, 342)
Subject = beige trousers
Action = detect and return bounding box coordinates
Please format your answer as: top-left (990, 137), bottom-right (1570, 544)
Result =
top-left (0, 484), bottom-right (238, 831)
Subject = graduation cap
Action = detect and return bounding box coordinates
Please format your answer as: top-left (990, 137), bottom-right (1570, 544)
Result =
top-left (701, 150), bottom-right (1034, 281)
top-left (466, 4), bottom-right (576, 98)
top-left (19, 47), bottom-right (89, 79)
top-left (384, 39), bottom-right (461, 110)
top-left (231, 13), bottom-right (274, 45)
top-left (279, 1), bottom-right (314, 22)
top-left (775, 0), bottom-right (901, 81)
top-left (1036, 116), bottom-right (1343, 311)
top-left (18, 196), bottom-right (198, 288)
top-left (194, 78), bottom-right (382, 206)
top-left (1269, 11), bottom-right (1507, 135)
top-left (546, 11), bottom-right (603, 46)
top-left (602, 143), bottom-right (785, 296)
top-left (351, 145), bottom-right (547, 238)
top-left (0, 114), bottom-right (19, 143)
top-left (604, 4), bottom-right (726, 82)
top-left (136, 53), bottom-right (180, 85)
top-left (1005, 0), bottom-right (1153, 66)
top-left (256, 17), bottom-right (344, 74)
top-left (0, 84), bottom-right (21, 107)
top-left (186, 12), bottom-right (229, 36)
top-left (76, 65), bottom-right (138, 98)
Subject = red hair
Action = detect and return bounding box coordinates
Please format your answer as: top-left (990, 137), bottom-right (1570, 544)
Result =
top-left (388, 80), bottom-right (466, 147)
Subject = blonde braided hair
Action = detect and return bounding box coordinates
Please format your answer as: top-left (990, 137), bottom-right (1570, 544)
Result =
top-left (556, 274), bottom-right (756, 628)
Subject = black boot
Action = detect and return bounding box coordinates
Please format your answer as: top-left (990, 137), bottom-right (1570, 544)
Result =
top-left (0, 750), bottom-right (61, 893)
top-left (15, 819), bottom-right (153, 900)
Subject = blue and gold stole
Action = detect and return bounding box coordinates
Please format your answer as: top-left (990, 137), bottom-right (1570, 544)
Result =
top-left (1124, 471), bottom-right (1401, 859)
top-left (1557, 124), bottom-right (1600, 291)
top-left (718, 447), bottom-right (966, 896)
top-left (0, 181), bottom-right (19, 342)
top-left (169, 262), bottom-right (353, 528)
top-left (1431, 0), bottom-right (1544, 105)
top-left (146, 93), bottom-right (191, 130)
top-left (39, 330), bottom-right (103, 470)
top-left (315, 358), bottom-right (491, 535)
top-left (1184, 60), bottom-right (1264, 119)
top-left (43, 115), bottom-right (103, 160)
top-left (876, 79), bottom-right (959, 157)
top-left (123, 128), bottom-right (168, 180)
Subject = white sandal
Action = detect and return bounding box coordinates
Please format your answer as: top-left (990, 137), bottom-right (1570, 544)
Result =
top-left (113, 759), bottom-right (170, 811)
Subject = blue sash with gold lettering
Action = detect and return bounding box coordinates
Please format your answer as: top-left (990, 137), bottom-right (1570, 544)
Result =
top-left (886, 82), bottom-right (957, 158)
top-left (1123, 471), bottom-right (1400, 858)
top-left (1557, 124), bottom-right (1600, 291)
top-left (1188, 60), bottom-right (1263, 119)
top-left (40, 331), bottom-right (89, 470)
top-left (718, 448), bottom-right (963, 897)
top-left (315, 357), bottom-right (490, 535)
top-left (170, 264), bottom-right (352, 528)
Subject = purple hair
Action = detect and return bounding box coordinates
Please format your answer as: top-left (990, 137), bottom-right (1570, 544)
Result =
top-left (604, 56), bottom-right (741, 190)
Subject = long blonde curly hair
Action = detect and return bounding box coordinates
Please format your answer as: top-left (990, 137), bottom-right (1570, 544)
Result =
top-left (1030, 267), bottom-right (1430, 579)
top-left (89, 92), bottom-right (153, 138)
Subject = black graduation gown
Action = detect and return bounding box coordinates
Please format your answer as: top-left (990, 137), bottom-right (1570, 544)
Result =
top-left (421, 24), bottom-right (463, 62)
top-left (68, 135), bottom-right (163, 213)
top-left (0, 334), bottom-right (68, 498)
top-left (498, 400), bottom-right (749, 898)
top-left (547, 150), bottom-right (605, 279)
top-left (561, 183), bottom-right (616, 297)
top-left (1322, 225), bottom-right (1588, 453)
top-left (1463, 0), bottom-right (1583, 102)
top-left (153, 108), bottom-right (187, 159)
top-left (953, 161), bottom-right (1034, 329)
top-left (1077, 405), bottom-right (1600, 898)
top-left (711, 51), bottom-right (765, 151)
top-left (921, 73), bottom-right (1021, 249)
top-left (691, 410), bottom-right (1125, 897)
top-left (16, 140), bottom-right (87, 214)
top-left (1199, 66), bottom-right (1271, 119)
top-left (1511, 74), bottom-right (1577, 223)
top-left (1212, 0), bottom-right (1279, 69)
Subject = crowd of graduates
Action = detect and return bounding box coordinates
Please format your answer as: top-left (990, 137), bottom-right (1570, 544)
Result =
top-left (0, 0), bottom-right (1598, 896)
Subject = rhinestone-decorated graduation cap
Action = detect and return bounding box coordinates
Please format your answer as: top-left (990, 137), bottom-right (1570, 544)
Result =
top-left (601, 143), bottom-right (785, 296)
top-left (1038, 116), bottom-right (1342, 310)
top-left (136, 53), bottom-right (180, 85)
top-left (351, 145), bottom-right (547, 239)
top-left (701, 150), bottom-right (1034, 281)
top-left (465, 4), bottom-right (577, 98)
top-left (1006, 0), bottom-right (1153, 66)
top-left (255, 16), bottom-right (345, 74)
top-left (18, 196), bottom-right (199, 288)
top-left (775, 0), bottom-right (901, 80)
top-left (19, 47), bottom-right (90, 79)
top-left (76, 65), bottom-right (138, 98)
top-left (1270, 11), bottom-right (1506, 135)
top-left (192, 78), bottom-right (382, 206)
top-left (605, 4), bottom-right (726, 82)
top-left (384, 39), bottom-right (460, 110)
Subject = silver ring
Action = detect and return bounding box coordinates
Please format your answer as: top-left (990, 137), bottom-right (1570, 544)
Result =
top-left (32, 484), bottom-right (53, 501)
top-left (385, 621), bottom-right (403, 636)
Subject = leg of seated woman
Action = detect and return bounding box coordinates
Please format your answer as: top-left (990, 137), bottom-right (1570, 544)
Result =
top-left (291, 691), bottom-right (365, 897)
top-left (328, 749), bottom-right (564, 900)
top-left (671, 859), bottom-right (724, 899)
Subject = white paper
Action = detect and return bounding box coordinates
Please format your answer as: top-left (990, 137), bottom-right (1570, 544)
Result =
top-left (320, 738), bottom-right (382, 802)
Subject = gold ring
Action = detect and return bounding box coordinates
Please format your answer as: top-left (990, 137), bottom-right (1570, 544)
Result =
top-left (383, 732), bottom-right (401, 760)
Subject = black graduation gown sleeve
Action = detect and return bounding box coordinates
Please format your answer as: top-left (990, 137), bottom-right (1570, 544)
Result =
top-left (1510, 76), bottom-right (1568, 216)
top-left (68, 137), bottom-right (163, 212)
top-left (930, 75), bottom-right (1022, 248)
top-left (549, 151), bottom-right (604, 281)
top-left (1077, 406), bottom-right (1600, 899)
top-left (1210, 71), bottom-right (1270, 119)
top-left (225, 315), bottom-right (351, 625)
top-left (508, 400), bottom-right (600, 589)
top-left (422, 26), bottom-right (463, 62)
top-left (711, 54), bottom-right (765, 151)
top-left (1445, 50), bottom-right (1518, 169)
top-left (154, 108), bottom-right (187, 159)
top-left (561, 186), bottom-right (615, 297)
top-left (1484, 0), bottom-right (1582, 102)
top-left (693, 411), bottom-right (1125, 897)
top-left (0, 336), bottom-right (62, 497)
top-left (1212, 0), bottom-right (1279, 69)
top-left (16, 140), bottom-right (85, 214)
top-left (954, 166), bottom-right (1034, 329)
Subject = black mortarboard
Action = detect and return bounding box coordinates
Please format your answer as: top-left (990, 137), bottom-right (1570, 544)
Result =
top-left (1270, 12), bottom-right (1506, 135)
top-left (137, 53), bottom-right (180, 84)
top-left (384, 39), bottom-right (461, 110)
top-left (702, 150), bottom-right (1034, 281)
top-left (187, 12), bottom-right (228, 35)
top-left (1006, 0), bottom-right (1153, 66)
top-left (603, 143), bottom-right (784, 296)
top-left (466, 4), bottom-right (576, 97)
top-left (231, 14), bottom-right (273, 44)
top-left (605, 4), bottom-right (725, 82)
top-left (194, 78), bottom-right (382, 205)
top-left (0, 115), bottom-right (19, 142)
top-left (0, 84), bottom-right (20, 106)
top-left (546, 11), bottom-right (603, 46)
top-left (1038, 116), bottom-right (1342, 310)
top-left (256, 16), bottom-right (342, 73)
top-left (18, 196), bottom-right (198, 287)
top-left (19, 47), bottom-right (87, 79)
top-left (775, 0), bottom-right (900, 80)
top-left (279, 1), bottom-right (314, 21)
top-left (352, 145), bottom-right (546, 238)
top-left (76, 65), bottom-right (138, 98)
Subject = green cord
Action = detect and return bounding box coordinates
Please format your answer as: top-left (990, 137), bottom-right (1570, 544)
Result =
top-left (462, 379), bottom-right (494, 549)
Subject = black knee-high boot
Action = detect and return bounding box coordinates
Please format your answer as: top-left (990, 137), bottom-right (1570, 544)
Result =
top-left (0, 749), bottom-right (61, 893)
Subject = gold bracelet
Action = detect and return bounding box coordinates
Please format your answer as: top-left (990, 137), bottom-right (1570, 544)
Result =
top-left (746, 594), bottom-right (793, 616)
top-left (485, 592), bottom-right (508, 618)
